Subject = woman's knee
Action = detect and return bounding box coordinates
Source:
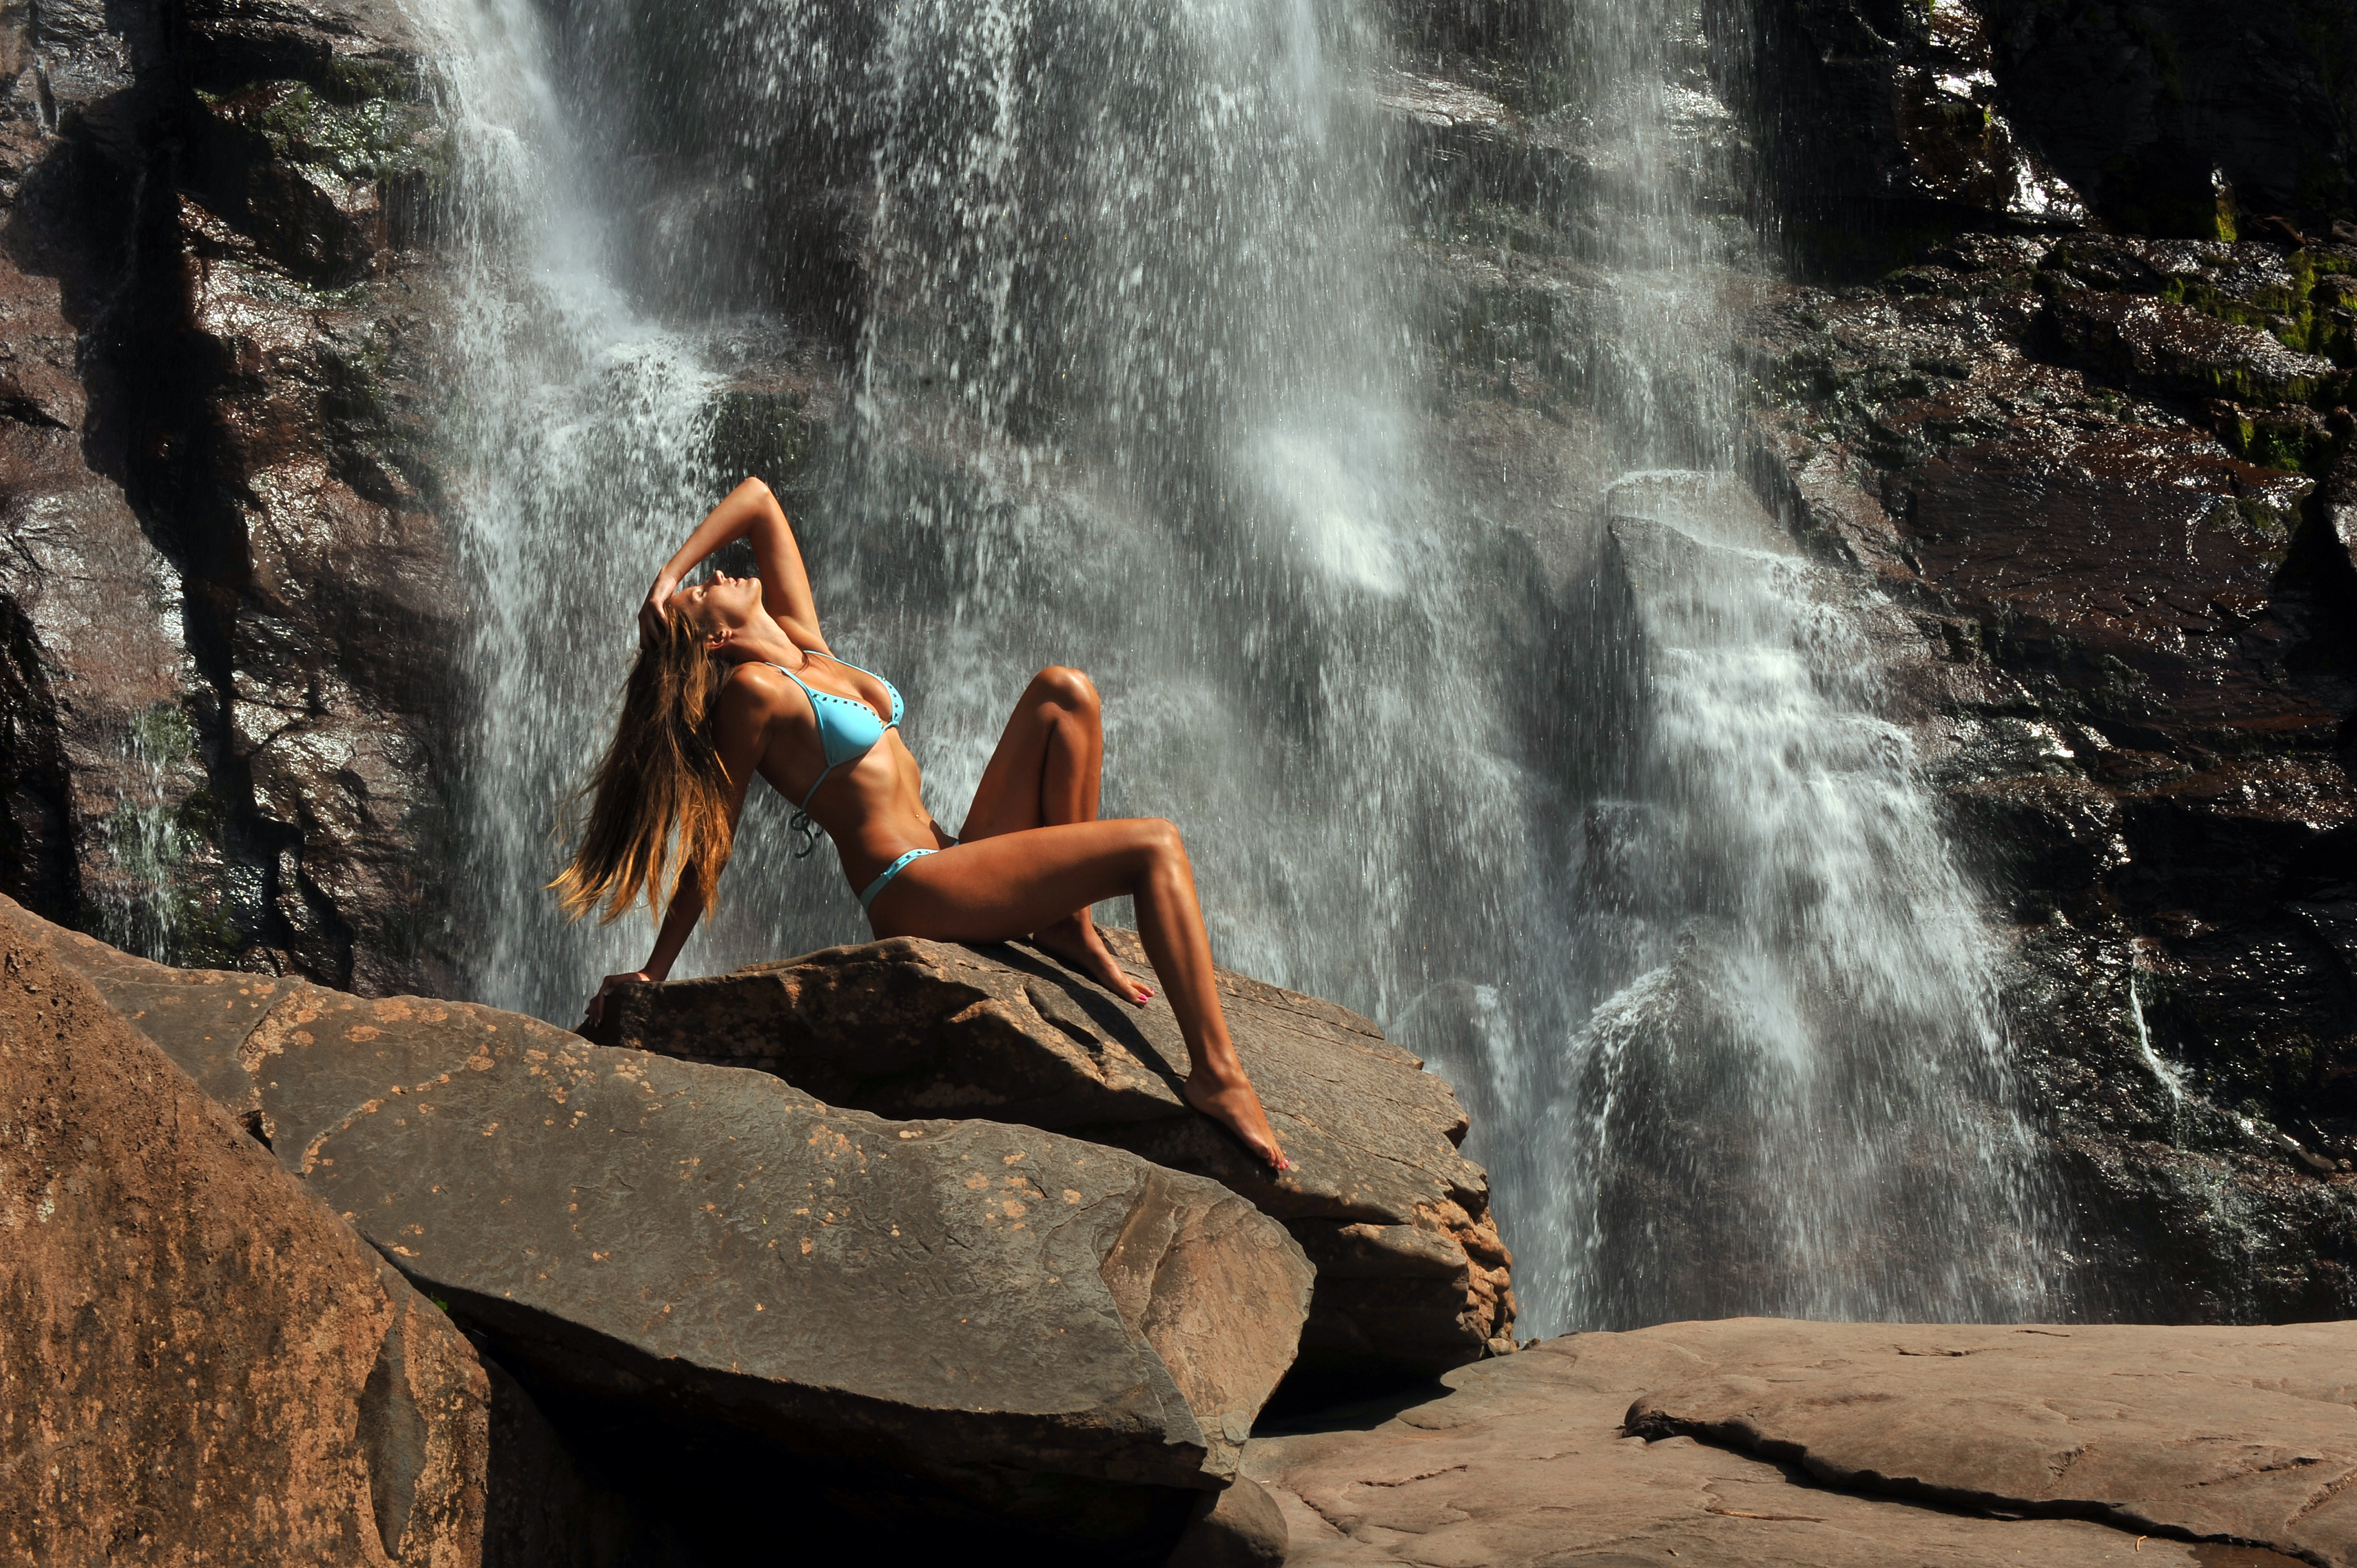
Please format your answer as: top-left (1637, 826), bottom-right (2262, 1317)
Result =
top-left (1136, 816), bottom-right (1184, 859)
top-left (1032, 665), bottom-right (1100, 715)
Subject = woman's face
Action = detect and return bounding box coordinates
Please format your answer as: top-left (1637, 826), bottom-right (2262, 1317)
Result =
top-left (670, 571), bottom-right (763, 637)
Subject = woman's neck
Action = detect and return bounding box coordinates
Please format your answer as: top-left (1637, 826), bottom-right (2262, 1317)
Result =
top-left (719, 623), bottom-right (808, 669)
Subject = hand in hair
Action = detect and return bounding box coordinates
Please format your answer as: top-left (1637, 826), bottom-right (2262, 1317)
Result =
top-left (548, 611), bottom-right (743, 931)
top-left (638, 575), bottom-right (678, 649)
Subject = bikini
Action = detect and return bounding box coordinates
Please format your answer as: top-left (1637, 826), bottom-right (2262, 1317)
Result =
top-left (768, 651), bottom-right (938, 914)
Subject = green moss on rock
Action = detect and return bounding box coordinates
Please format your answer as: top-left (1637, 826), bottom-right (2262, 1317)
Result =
top-left (703, 391), bottom-right (815, 492)
top-left (204, 80), bottom-right (451, 195)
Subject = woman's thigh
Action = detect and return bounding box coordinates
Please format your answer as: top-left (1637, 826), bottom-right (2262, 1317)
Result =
top-left (869, 819), bottom-right (1156, 940)
top-left (958, 706), bottom-right (1052, 842)
top-left (959, 669), bottom-right (1096, 842)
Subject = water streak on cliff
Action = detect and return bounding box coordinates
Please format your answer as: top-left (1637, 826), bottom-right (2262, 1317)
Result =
top-left (1496, 1), bottom-right (2055, 1328)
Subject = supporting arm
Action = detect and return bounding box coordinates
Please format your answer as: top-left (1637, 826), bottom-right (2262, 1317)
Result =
top-left (581, 672), bottom-right (766, 1027)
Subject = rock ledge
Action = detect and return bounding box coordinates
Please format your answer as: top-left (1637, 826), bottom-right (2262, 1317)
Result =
top-left (593, 929), bottom-right (1516, 1379)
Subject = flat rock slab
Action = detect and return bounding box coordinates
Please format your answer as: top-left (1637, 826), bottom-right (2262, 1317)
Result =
top-left (590, 929), bottom-right (1515, 1377)
top-left (14, 901), bottom-right (1315, 1555)
top-left (1625, 1318), bottom-right (2357, 1566)
top-left (0, 904), bottom-right (491, 1567)
top-left (1249, 1318), bottom-right (2343, 1567)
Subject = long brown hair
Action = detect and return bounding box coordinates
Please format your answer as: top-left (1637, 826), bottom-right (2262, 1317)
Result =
top-left (550, 606), bottom-right (735, 924)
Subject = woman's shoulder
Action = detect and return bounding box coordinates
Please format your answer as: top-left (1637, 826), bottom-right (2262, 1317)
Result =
top-left (717, 659), bottom-right (806, 719)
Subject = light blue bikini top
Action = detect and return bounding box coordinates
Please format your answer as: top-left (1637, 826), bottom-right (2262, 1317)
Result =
top-left (769, 651), bottom-right (904, 858)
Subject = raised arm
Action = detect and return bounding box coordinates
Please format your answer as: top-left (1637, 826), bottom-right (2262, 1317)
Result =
top-left (639, 477), bottom-right (826, 651)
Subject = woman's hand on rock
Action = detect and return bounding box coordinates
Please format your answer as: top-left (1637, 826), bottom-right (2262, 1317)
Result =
top-left (583, 970), bottom-right (655, 1030)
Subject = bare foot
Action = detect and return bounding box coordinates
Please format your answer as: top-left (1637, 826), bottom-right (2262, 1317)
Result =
top-left (1031, 914), bottom-right (1154, 1006)
top-left (1183, 1066), bottom-right (1291, 1172)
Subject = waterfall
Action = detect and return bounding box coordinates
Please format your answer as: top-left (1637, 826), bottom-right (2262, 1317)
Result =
top-left (1534, 472), bottom-right (2056, 1326)
top-left (406, 0), bottom-right (2059, 1334)
top-left (95, 693), bottom-right (195, 964)
top-left (1491, 0), bottom-right (2056, 1328)
top-left (405, 0), bottom-right (728, 1007)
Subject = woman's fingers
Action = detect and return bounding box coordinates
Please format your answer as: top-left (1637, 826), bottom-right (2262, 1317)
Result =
top-left (638, 575), bottom-right (678, 646)
top-left (583, 969), bottom-right (653, 1029)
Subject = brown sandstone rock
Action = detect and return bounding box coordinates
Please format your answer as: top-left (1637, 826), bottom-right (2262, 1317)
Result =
top-left (589, 929), bottom-right (1515, 1379)
top-left (0, 900), bottom-right (490, 1566)
top-left (13, 898), bottom-right (1316, 1557)
top-left (1625, 1319), bottom-right (2357, 1566)
top-left (1251, 1317), bottom-right (2354, 1566)
top-left (1168, 1474), bottom-right (1289, 1568)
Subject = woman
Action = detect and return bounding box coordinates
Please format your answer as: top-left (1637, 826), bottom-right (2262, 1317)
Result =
top-left (557, 477), bottom-right (1289, 1172)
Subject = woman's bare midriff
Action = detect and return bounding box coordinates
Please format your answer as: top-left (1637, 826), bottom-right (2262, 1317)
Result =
top-left (754, 723), bottom-right (945, 891)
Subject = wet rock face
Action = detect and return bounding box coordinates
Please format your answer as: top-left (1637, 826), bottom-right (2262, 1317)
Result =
top-left (1742, 0), bottom-right (2090, 242)
top-left (0, 901), bottom-right (492, 1567)
top-left (0, 0), bottom-right (462, 993)
top-left (1983, 0), bottom-right (2357, 235)
top-left (1, 0), bottom-right (205, 955)
top-left (589, 930), bottom-right (1517, 1383)
top-left (1742, 0), bottom-right (2357, 257)
top-left (18, 898), bottom-right (1315, 1562)
top-left (159, 0), bottom-right (465, 998)
top-left (1741, 231), bottom-right (2357, 1319)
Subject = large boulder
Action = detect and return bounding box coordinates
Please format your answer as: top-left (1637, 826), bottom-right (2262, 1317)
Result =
top-left (0, 900), bottom-right (491, 1566)
top-left (589, 928), bottom-right (1515, 1380)
top-left (16, 898), bottom-right (1315, 1560)
top-left (1250, 1316), bottom-right (2357, 1567)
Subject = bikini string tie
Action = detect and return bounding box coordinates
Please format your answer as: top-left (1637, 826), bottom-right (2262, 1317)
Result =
top-left (789, 808), bottom-right (825, 859)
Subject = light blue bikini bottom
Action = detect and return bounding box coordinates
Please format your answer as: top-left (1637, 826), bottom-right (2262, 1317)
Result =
top-left (859, 847), bottom-right (937, 914)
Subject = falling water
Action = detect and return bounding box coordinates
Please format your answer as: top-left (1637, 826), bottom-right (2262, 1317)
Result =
top-left (1533, 472), bottom-right (2054, 1325)
top-left (2129, 971), bottom-right (2188, 1109)
top-left (408, 0), bottom-right (2058, 1334)
top-left (405, 0), bottom-right (728, 1005)
top-left (94, 699), bottom-right (194, 963)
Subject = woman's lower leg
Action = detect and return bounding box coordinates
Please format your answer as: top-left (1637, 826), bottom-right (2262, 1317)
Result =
top-left (1125, 831), bottom-right (1284, 1167)
top-left (867, 818), bottom-right (1285, 1168)
top-left (1023, 673), bottom-right (1148, 1002)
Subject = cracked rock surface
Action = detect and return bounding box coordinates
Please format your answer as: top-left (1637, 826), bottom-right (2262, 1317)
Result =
top-left (589, 927), bottom-right (1516, 1380)
top-left (1626, 1319), bottom-right (2357, 1566)
top-left (12, 895), bottom-right (1315, 1559)
top-left (1250, 1317), bottom-right (2353, 1567)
